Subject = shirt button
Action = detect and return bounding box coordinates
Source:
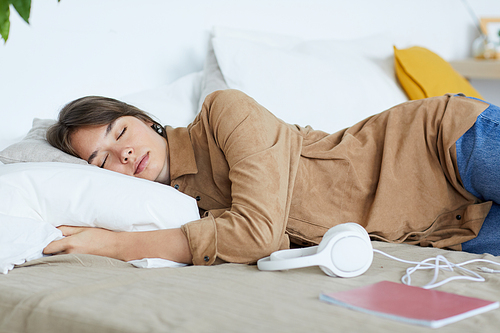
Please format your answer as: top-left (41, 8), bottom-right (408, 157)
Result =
top-left (456, 215), bottom-right (462, 220)
top-left (204, 256), bottom-right (210, 262)
top-left (174, 184), bottom-right (179, 190)
top-left (195, 196), bottom-right (201, 201)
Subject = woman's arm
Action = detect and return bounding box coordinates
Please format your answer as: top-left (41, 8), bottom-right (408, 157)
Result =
top-left (43, 226), bottom-right (193, 264)
top-left (180, 90), bottom-right (303, 264)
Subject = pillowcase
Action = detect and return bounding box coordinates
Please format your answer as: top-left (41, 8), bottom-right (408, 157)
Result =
top-left (198, 36), bottom-right (229, 111)
top-left (0, 162), bottom-right (200, 273)
top-left (0, 162), bottom-right (200, 231)
top-left (0, 213), bottom-right (64, 274)
top-left (211, 27), bottom-right (408, 134)
top-left (121, 71), bottom-right (203, 127)
top-left (0, 118), bottom-right (87, 165)
top-left (0, 71), bottom-right (203, 165)
top-left (394, 46), bottom-right (484, 100)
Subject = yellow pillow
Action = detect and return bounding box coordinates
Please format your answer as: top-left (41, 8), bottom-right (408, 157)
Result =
top-left (394, 46), bottom-right (483, 100)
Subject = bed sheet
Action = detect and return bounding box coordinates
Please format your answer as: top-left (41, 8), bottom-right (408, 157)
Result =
top-left (1, 241), bottom-right (499, 333)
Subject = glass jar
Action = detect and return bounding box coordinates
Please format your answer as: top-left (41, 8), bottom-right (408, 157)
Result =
top-left (472, 34), bottom-right (498, 59)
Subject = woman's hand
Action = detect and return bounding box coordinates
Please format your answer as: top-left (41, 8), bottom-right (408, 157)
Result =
top-left (43, 226), bottom-right (193, 264)
top-left (43, 226), bottom-right (121, 259)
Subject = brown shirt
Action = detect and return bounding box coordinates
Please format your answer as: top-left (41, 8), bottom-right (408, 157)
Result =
top-left (167, 90), bottom-right (491, 265)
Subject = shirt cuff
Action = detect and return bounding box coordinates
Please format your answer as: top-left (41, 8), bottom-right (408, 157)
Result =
top-left (181, 215), bottom-right (217, 265)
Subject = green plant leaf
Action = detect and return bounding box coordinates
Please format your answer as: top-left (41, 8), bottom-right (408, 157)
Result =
top-left (1, 0), bottom-right (58, 43)
top-left (11, 0), bottom-right (30, 23)
top-left (0, 0), bottom-right (10, 42)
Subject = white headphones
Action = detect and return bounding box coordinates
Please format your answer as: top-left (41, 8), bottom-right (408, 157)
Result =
top-left (257, 223), bottom-right (373, 278)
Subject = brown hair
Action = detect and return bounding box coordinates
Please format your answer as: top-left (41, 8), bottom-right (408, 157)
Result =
top-left (46, 96), bottom-right (164, 158)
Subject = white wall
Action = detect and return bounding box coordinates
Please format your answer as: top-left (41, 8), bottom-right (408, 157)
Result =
top-left (1, 0), bottom-right (500, 143)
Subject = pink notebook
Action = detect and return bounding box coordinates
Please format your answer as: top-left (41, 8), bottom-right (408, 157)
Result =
top-left (320, 281), bottom-right (499, 328)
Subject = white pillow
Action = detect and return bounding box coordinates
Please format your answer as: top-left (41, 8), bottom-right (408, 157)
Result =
top-left (0, 162), bottom-right (200, 273)
top-left (120, 71), bottom-right (203, 127)
top-left (212, 28), bottom-right (408, 134)
top-left (0, 214), bottom-right (63, 274)
top-left (198, 36), bottom-right (229, 111)
top-left (0, 162), bottom-right (199, 231)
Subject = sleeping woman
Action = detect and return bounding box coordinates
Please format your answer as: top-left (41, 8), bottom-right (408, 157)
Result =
top-left (43, 89), bottom-right (500, 264)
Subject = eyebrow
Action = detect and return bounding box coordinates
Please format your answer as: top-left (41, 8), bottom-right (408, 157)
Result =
top-left (87, 119), bottom-right (117, 164)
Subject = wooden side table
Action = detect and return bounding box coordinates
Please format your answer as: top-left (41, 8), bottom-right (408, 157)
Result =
top-left (450, 58), bottom-right (500, 79)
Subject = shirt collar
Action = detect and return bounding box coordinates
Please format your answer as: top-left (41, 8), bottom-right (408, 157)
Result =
top-left (165, 126), bottom-right (198, 181)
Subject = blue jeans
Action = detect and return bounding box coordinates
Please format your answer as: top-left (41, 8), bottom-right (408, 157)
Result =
top-left (456, 97), bottom-right (500, 255)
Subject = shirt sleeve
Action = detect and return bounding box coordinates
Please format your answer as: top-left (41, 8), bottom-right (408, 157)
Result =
top-left (181, 90), bottom-right (302, 265)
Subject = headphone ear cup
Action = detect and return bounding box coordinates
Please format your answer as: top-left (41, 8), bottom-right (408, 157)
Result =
top-left (257, 223), bottom-right (373, 278)
top-left (317, 225), bottom-right (340, 252)
top-left (316, 223), bottom-right (373, 278)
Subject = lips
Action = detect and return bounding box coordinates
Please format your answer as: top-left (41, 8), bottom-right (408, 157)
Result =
top-left (134, 153), bottom-right (149, 175)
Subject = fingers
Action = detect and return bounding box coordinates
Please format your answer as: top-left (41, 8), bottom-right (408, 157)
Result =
top-left (43, 226), bottom-right (84, 254)
top-left (44, 226), bottom-right (119, 258)
top-left (44, 226), bottom-right (117, 257)
top-left (43, 238), bottom-right (69, 255)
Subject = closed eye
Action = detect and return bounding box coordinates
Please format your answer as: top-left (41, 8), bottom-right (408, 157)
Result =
top-left (100, 155), bottom-right (108, 168)
top-left (117, 127), bottom-right (127, 140)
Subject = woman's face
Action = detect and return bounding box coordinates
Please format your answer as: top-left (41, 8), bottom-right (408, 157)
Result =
top-left (71, 116), bottom-right (170, 184)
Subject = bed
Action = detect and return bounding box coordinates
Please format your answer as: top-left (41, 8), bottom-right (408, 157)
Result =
top-left (1, 243), bottom-right (500, 333)
top-left (1, 1), bottom-right (500, 332)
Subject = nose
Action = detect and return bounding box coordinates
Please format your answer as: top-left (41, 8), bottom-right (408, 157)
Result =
top-left (121, 148), bottom-right (133, 163)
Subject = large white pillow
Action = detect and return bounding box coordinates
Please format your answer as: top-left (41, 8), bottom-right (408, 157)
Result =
top-left (0, 162), bottom-right (200, 273)
top-left (0, 162), bottom-right (199, 230)
top-left (212, 28), bottom-right (408, 134)
top-left (0, 213), bottom-right (64, 274)
top-left (120, 71), bottom-right (203, 127)
top-left (197, 36), bottom-right (229, 111)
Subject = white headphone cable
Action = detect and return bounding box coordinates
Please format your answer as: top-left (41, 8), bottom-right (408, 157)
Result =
top-left (478, 266), bottom-right (500, 273)
top-left (373, 249), bottom-right (500, 289)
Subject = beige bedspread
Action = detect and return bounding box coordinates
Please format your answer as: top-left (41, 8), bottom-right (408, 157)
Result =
top-left (1, 242), bottom-right (499, 332)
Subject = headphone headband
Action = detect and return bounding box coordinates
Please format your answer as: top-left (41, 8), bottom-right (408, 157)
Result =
top-left (257, 223), bottom-right (373, 278)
